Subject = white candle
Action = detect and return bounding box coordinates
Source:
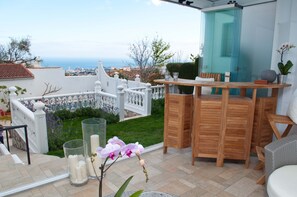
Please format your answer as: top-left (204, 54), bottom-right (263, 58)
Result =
top-left (79, 160), bottom-right (88, 181)
top-left (90, 134), bottom-right (100, 154)
top-left (68, 155), bottom-right (78, 182)
top-left (76, 165), bottom-right (82, 182)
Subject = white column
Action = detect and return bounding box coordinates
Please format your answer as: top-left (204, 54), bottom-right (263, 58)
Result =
top-left (122, 79), bottom-right (128, 89)
top-left (144, 83), bottom-right (152, 116)
top-left (135, 74), bottom-right (141, 87)
top-left (8, 86), bottom-right (17, 119)
top-left (117, 85), bottom-right (125, 121)
top-left (33, 101), bottom-right (48, 153)
top-left (94, 81), bottom-right (101, 109)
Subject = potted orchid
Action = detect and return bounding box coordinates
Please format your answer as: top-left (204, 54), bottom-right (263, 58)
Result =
top-left (277, 42), bottom-right (295, 83)
top-left (91, 136), bottom-right (149, 197)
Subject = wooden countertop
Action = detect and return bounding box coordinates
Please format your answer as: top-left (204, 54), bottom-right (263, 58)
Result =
top-left (154, 79), bottom-right (291, 89)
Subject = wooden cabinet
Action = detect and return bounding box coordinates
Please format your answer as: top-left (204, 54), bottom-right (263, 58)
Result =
top-left (163, 94), bottom-right (193, 153)
top-left (155, 79), bottom-right (290, 167)
top-left (192, 95), bottom-right (253, 166)
top-left (251, 97), bottom-right (277, 153)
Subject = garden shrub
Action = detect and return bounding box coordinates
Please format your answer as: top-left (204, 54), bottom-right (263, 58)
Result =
top-left (152, 98), bottom-right (164, 116)
top-left (178, 62), bottom-right (199, 94)
top-left (166, 61), bottom-right (199, 94)
top-left (166, 63), bottom-right (183, 76)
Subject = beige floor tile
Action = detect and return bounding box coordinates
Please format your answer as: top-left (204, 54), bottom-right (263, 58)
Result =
top-left (225, 177), bottom-right (261, 197)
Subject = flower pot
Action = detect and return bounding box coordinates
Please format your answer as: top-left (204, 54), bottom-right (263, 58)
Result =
top-left (278, 74), bottom-right (288, 84)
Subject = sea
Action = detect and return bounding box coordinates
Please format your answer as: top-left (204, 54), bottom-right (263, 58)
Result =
top-left (41, 57), bottom-right (130, 70)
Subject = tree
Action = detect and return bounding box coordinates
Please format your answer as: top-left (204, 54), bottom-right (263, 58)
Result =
top-left (128, 37), bottom-right (151, 72)
top-left (151, 37), bottom-right (174, 67)
top-left (128, 36), bottom-right (174, 82)
top-left (0, 37), bottom-right (37, 67)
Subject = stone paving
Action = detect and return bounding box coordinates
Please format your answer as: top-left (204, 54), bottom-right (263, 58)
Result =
top-left (1, 146), bottom-right (266, 197)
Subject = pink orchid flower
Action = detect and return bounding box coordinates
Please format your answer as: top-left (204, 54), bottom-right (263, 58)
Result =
top-left (108, 136), bottom-right (125, 147)
top-left (97, 143), bottom-right (121, 160)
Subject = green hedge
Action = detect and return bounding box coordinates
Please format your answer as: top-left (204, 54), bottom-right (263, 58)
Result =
top-left (166, 60), bottom-right (199, 94)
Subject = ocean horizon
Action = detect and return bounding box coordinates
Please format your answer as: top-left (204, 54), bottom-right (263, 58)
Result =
top-left (41, 57), bottom-right (131, 70)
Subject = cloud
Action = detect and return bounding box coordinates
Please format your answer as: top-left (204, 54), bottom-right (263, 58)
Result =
top-left (151, 0), bottom-right (161, 6)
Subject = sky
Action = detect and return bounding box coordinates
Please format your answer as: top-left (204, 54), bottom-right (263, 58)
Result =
top-left (0, 0), bottom-right (201, 61)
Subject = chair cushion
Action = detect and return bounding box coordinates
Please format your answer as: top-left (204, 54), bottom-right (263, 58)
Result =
top-left (287, 89), bottom-right (297, 124)
top-left (194, 76), bottom-right (214, 95)
top-left (267, 165), bottom-right (297, 197)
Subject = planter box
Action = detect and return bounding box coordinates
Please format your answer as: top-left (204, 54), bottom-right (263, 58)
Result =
top-left (163, 94), bottom-right (193, 153)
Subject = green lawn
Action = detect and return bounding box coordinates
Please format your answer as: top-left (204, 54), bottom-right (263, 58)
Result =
top-left (47, 99), bottom-right (165, 157)
top-left (48, 115), bottom-right (164, 157)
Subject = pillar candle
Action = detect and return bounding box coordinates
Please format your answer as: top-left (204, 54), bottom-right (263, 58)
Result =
top-left (68, 155), bottom-right (78, 182)
top-left (79, 160), bottom-right (88, 181)
top-left (76, 165), bottom-right (82, 182)
top-left (90, 134), bottom-right (99, 154)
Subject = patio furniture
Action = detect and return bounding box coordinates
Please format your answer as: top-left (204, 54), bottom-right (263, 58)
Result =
top-left (154, 78), bottom-right (290, 167)
top-left (255, 88), bottom-right (297, 185)
top-left (265, 135), bottom-right (297, 197)
top-left (199, 72), bottom-right (222, 94)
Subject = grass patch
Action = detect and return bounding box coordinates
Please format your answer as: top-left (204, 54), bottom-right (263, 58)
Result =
top-left (47, 99), bottom-right (164, 157)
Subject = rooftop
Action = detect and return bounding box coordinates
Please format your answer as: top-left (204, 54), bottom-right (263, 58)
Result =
top-left (0, 64), bottom-right (34, 80)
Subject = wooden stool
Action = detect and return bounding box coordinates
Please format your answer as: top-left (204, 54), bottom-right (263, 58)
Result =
top-left (255, 113), bottom-right (296, 185)
top-left (255, 146), bottom-right (265, 184)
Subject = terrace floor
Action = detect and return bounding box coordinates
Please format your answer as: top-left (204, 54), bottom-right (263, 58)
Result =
top-left (1, 144), bottom-right (266, 197)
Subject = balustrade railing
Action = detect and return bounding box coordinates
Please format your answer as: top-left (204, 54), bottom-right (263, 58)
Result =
top-left (151, 85), bottom-right (165, 99)
top-left (125, 89), bottom-right (145, 115)
top-left (19, 92), bottom-right (96, 113)
top-left (95, 91), bottom-right (118, 115)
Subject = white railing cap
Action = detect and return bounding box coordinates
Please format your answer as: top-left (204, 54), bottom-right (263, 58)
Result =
top-left (34, 101), bottom-right (45, 111)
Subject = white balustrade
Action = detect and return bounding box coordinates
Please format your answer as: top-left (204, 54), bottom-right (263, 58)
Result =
top-left (151, 85), bottom-right (165, 100)
top-left (10, 98), bottom-right (43, 153)
top-left (19, 92), bottom-right (96, 112)
top-left (124, 83), bottom-right (152, 116)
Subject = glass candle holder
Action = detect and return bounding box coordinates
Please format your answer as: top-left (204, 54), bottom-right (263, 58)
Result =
top-left (173, 72), bottom-right (179, 81)
top-left (82, 118), bottom-right (106, 178)
top-left (63, 139), bottom-right (88, 186)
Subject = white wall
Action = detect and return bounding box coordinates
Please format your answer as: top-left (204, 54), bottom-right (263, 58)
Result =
top-left (270, 0), bottom-right (297, 115)
top-left (270, 0), bottom-right (297, 134)
top-left (0, 67), bottom-right (97, 110)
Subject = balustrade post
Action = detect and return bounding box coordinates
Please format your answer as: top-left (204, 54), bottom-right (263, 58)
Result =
top-left (135, 74), bottom-right (141, 87)
top-left (94, 81), bottom-right (101, 109)
top-left (33, 101), bottom-right (48, 153)
top-left (117, 85), bottom-right (125, 121)
top-left (8, 86), bottom-right (17, 121)
top-left (144, 83), bottom-right (152, 116)
top-left (114, 72), bottom-right (119, 95)
top-left (122, 79), bottom-right (128, 89)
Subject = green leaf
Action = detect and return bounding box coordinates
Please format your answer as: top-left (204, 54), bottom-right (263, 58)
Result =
top-left (284, 60), bottom-right (293, 74)
top-left (278, 62), bottom-right (285, 74)
top-left (114, 176), bottom-right (134, 197)
top-left (130, 190), bottom-right (143, 197)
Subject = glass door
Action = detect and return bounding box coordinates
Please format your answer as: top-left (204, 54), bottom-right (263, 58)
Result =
top-left (202, 8), bottom-right (242, 82)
